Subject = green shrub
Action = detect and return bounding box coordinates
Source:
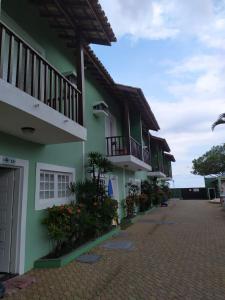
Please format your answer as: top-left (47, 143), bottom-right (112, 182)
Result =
top-left (42, 204), bottom-right (77, 255)
top-left (42, 152), bottom-right (118, 257)
top-left (125, 196), bottom-right (135, 218)
top-left (138, 193), bottom-right (149, 212)
top-left (124, 182), bottom-right (140, 218)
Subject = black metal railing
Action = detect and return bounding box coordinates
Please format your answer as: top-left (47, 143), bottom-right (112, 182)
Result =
top-left (0, 21), bottom-right (82, 124)
top-left (106, 136), bottom-right (151, 163)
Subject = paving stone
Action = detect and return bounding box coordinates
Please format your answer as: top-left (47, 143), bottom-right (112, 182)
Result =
top-left (138, 219), bottom-right (176, 225)
top-left (101, 240), bottom-right (134, 251)
top-left (115, 231), bottom-right (130, 238)
top-left (76, 254), bottom-right (102, 264)
top-left (6, 200), bottom-right (225, 300)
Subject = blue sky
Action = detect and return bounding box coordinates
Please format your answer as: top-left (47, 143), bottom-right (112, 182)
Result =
top-left (92, 0), bottom-right (225, 188)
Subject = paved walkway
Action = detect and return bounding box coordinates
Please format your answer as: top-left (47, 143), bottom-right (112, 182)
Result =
top-left (6, 200), bottom-right (225, 299)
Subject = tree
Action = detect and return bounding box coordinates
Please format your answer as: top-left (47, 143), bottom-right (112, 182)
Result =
top-left (192, 144), bottom-right (225, 176)
top-left (212, 113), bottom-right (225, 131)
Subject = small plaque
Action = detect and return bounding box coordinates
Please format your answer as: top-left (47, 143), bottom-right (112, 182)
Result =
top-left (0, 156), bottom-right (16, 166)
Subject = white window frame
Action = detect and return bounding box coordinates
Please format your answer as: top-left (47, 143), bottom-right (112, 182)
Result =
top-left (35, 163), bottom-right (75, 210)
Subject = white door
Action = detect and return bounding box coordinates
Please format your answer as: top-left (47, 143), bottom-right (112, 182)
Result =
top-left (105, 114), bottom-right (118, 156)
top-left (105, 114), bottom-right (117, 137)
top-left (0, 168), bottom-right (15, 273)
top-left (110, 176), bottom-right (121, 221)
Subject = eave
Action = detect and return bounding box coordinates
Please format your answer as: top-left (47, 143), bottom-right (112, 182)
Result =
top-left (164, 152), bottom-right (176, 162)
top-left (116, 84), bottom-right (160, 131)
top-left (150, 135), bottom-right (171, 152)
top-left (31, 0), bottom-right (116, 46)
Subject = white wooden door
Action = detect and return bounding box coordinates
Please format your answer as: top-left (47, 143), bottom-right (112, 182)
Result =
top-left (105, 114), bottom-right (117, 137)
top-left (0, 168), bottom-right (15, 273)
top-left (110, 176), bottom-right (121, 221)
top-left (105, 114), bottom-right (118, 156)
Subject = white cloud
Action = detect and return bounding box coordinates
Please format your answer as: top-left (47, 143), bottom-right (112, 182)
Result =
top-left (167, 54), bottom-right (225, 100)
top-left (98, 0), bottom-right (225, 187)
top-left (100, 0), bottom-right (225, 49)
top-left (99, 0), bottom-right (179, 40)
top-left (149, 53), bottom-right (225, 186)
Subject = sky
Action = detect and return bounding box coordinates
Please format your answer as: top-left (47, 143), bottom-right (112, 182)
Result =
top-left (92, 0), bottom-right (225, 188)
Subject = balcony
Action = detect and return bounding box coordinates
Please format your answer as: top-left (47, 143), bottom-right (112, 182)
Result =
top-left (148, 160), bottom-right (166, 178)
top-left (162, 165), bottom-right (173, 180)
top-left (106, 136), bottom-right (152, 172)
top-left (0, 21), bottom-right (86, 144)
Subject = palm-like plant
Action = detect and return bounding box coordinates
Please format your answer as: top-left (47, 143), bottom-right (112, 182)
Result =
top-left (70, 152), bottom-right (113, 204)
top-left (212, 113), bottom-right (225, 131)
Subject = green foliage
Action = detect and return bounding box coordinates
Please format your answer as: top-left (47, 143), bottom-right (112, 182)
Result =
top-left (120, 217), bottom-right (132, 230)
top-left (123, 178), bottom-right (171, 219)
top-left (141, 178), bottom-right (169, 208)
top-left (141, 180), bottom-right (154, 209)
top-left (98, 198), bottom-right (118, 232)
top-left (124, 182), bottom-right (141, 218)
top-left (192, 144), bottom-right (225, 176)
top-left (160, 181), bottom-right (171, 198)
top-left (69, 180), bottom-right (98, 208)
top-left (42, 204), bottom-right (77, 255)
top-left (125, 196), bottom-right (135, 218)
top-left (42, 152), bottom-right (117, 257)
top-left (138, 193), bottom-right (149, 212)
top-left (86, 152), bottom-right (113, 202)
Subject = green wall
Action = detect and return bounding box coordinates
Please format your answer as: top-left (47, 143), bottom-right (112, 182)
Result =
top-left (1, 0), bottom-right (75, 74)
top-left (0, 0), bottom-right (144, 272)
top-left (130, 112), bottom-right (142, 144)
top-left (0, 132), bottom-right (83, 271)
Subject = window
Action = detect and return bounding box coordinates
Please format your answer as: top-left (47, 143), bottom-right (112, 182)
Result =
top-left (35, 163), bottom-right (75, 210)
top-left (39, 171), bottom-right (55, 200)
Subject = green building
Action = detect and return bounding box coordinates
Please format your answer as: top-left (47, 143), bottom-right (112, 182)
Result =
top-left (0, 0), bottom-right (175, 275)
top-left (204, 176), bottom-right (225, 199)
top-left (149, 136), bottom-right (175, 180)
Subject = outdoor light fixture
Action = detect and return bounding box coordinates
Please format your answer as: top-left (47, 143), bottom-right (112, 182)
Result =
top-left (21, 127), bottom-right (35, 135)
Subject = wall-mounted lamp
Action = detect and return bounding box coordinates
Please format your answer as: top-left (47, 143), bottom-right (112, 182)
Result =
top-left (21, 127), bottom-right (35, 135)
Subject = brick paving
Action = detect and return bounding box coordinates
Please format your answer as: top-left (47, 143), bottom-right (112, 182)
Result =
top-left (6, 200), bottom-right (225, 300)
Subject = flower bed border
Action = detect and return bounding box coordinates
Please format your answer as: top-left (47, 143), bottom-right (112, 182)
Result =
top-left (34, 227), bottom-right (120, 269)
top-left (34, 206), bottom-right (158, 269)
